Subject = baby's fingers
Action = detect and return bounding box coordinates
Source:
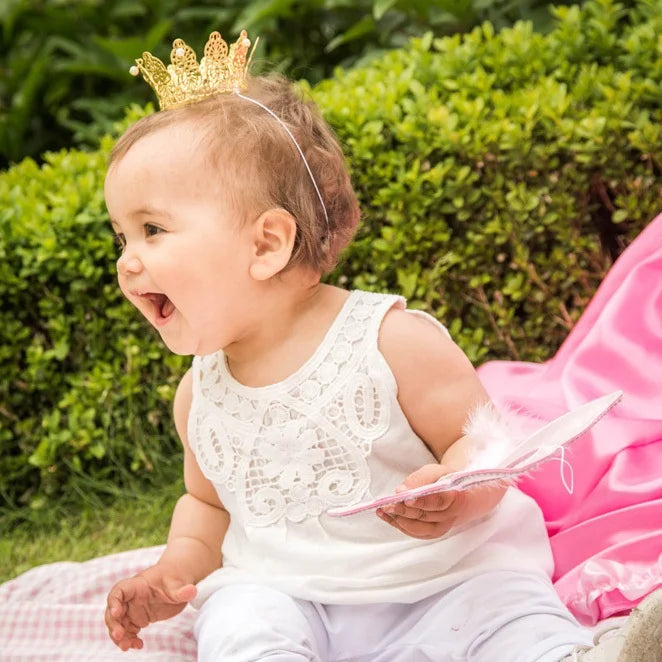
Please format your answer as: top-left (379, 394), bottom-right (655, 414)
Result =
top-left (117, 633), bottom-right (144, 652)
top-left (109, 603), bottom-right (125, 623)
top-left (377, 508), bottom-right (449, 539)
top-left (107, 580), bottom-right (145, 617)
top-left (106, 580), bottom-right (148, 647)
top-left (381, 490), bottom-right (457, 521)
top-left (161, 579), bottom-right (197, 604)
top-left (104, 602), bottom-right (125, 639)
top-left (107, 620), bottom-right (143, 651)
top-left (403, 490), bottom-right (456, 513)
top-left (106, 592), bottom-right (126, 621)
top-left (119, 632), bottom-right (144, 652)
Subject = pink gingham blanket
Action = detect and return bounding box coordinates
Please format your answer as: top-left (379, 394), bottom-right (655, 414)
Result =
top-left (0, 545), bottom-right (196, 661)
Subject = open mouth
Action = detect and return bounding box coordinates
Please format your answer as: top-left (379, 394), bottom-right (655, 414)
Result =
top-left (142, 293), bottom-right (175, 326)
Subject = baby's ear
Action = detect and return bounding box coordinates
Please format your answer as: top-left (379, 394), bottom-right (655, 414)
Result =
top-left (248, 208), bottom-right (297, 281)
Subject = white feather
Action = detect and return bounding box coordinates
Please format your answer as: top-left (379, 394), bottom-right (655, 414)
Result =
top-left (461, 402), bottom-right (535, 471)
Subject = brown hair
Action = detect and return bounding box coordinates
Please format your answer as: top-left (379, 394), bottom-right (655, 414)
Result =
top-left (109, 74), bottom-right (360, 274)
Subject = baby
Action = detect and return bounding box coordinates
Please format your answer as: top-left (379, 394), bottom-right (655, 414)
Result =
top-left (103, 31), bottom-right (662, 662)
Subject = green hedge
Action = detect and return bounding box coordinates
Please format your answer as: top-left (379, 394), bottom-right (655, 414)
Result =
top-left (0, 118), bottom-right (188, 509)
top-left (2, 0), bottom-right (661, 507)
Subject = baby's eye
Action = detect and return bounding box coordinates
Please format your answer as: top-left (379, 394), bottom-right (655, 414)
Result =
top-left (112, 232), bottom-right (126, 251)
top-left (145, 223), bottom-right (164, 238)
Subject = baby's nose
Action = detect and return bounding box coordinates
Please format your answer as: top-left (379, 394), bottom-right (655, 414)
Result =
top-left (116, 252), bottom-right (143, 276)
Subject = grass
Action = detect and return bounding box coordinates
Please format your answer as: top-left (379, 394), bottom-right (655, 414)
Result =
top-left (0, 476), bottom-right (184, 583)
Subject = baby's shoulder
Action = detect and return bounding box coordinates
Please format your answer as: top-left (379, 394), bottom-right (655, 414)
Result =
top-left (377, 306), bottom-right (488, 447)
top-left (379, 306), bottom-right (456, 359)
top-left (378, 306), bottom-right (477, 388)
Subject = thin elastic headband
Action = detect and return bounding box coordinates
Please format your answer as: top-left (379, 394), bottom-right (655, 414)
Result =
top-left (233, 89), bottom-right (330, 239)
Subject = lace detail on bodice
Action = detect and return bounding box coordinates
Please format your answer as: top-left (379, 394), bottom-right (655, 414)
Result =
top-left (189, 291), bottom-right (401, 527)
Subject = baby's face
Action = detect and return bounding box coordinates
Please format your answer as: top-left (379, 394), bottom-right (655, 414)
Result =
top-left (104, 122), bottom-right (254, 356)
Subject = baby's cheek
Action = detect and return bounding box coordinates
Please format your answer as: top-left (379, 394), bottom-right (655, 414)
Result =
top-left (116, 275), bottom-right (130, 298)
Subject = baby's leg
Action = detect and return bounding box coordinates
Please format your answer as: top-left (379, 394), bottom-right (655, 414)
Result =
top-left (194, 583), bottom-right (327, 662)
top-left (456, 571), bottom-right (593, 662)
top-left (344, 571), bottom-right (592, 662)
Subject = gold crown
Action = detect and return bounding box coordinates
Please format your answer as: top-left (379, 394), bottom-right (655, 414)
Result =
top-left (129, 30), bottom-right (258, 110)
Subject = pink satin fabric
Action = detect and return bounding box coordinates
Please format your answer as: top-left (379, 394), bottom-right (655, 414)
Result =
top-left (477, 213), bottom-right (662, 625)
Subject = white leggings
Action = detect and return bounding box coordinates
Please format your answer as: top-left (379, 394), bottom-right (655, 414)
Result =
top-left (194, 571), bottom-right (593, 662)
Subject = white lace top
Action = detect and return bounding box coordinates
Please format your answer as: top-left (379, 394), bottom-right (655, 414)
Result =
top-left (189, 290), bottom-right (553, 607)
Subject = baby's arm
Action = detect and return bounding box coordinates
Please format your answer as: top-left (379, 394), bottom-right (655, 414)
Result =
top-left (376, 308), bottom-right (506, 539)
top-left (105, 369), bottom-right (230, 650)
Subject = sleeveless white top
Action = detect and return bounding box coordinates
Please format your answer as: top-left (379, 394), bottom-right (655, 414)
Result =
top-left (189, 290), bottom-right (553, 607)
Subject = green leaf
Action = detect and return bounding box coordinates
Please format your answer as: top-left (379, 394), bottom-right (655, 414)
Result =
top-left (92, 21), bottom-right (172, 62)
top-left (373, 0), bottom-right (397, 21)
top-left (232, 0), bottom-right (297, 32)
top-left (396, 264), bottom-right (421, 298)
top-left (326, 16), bottom-right (376, 52)
top-left (612, 209), bottom-right (628, 223)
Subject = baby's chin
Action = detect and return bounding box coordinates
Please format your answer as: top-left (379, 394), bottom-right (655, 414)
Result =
top-left (149, 320), bottom-right (193, 355)
top-left (159, 335), bottom-right (198, 356)
top-left (159, 332), bottom-right (221, 357)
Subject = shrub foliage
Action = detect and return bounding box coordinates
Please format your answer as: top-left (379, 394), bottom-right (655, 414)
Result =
top-left (0, 119), bottom-right (188, 508)
top-left (318, 0), bottom-right (662, 362)
top-left (1, 0), bottom-right (661, 506)
top-left (0, 0), bottom-right (582, 168)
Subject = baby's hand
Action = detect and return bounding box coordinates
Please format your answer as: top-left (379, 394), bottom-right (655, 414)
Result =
top-left (376, 464), bottom-right (504, 540)
top-left (105, 563), bottom-right (197, 651)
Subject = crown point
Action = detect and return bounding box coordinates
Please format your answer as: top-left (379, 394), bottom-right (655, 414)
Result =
top-left (129, 65), bottom-right (139, 76)
top-left (131, 30), bottom-right (256, 109)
